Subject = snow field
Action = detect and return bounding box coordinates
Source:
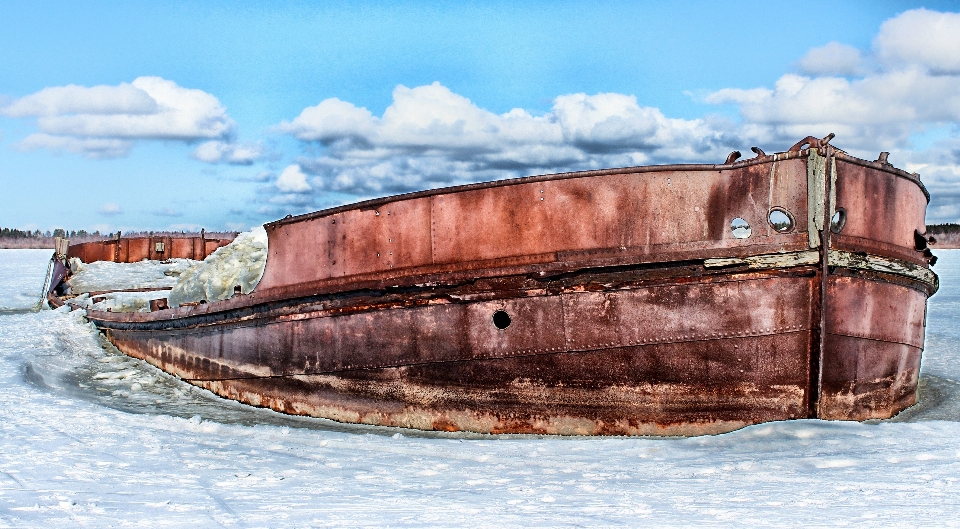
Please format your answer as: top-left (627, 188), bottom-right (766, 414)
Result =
top-left (1, 248), bottom-right (960, 527)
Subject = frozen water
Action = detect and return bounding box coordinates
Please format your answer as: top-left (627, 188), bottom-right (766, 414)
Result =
top-left (168, 227), bottom-right (267, 307)
top-left (1, 248), bottom-right (960, 526)
top-left (0, 249), bottom-right (53, 313)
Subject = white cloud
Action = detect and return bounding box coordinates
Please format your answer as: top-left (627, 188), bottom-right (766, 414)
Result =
top-left (17, 133), bottom-right (134, 158)
top-left (97, 203), bottom-right (123, 216)
top-left (275, 164), bottom-right (312, 193)
top-left (191, 140), bottom-right (262, 165)
top-left (704, 71), bottom-right (957, 150)
top-left (705, 10), bottom-right (960, 153)
top-left (3, 77), bottom-right (235, 158)
top-left (875, 9), bottom-right (960, 74)
top-left (1, 82), bottom-right (158, 118)
top-left (280, 98), bottom-right (377, 143)
top-left (797, 42), bottom-right (865, 77)
top-left (278, 82), bottom-right (736, 196)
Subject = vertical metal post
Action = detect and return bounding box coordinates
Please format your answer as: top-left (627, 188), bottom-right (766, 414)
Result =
top-left (815, 143), bottom-right (834, 417)
top-left (114, 230), bottom-right (122, 262)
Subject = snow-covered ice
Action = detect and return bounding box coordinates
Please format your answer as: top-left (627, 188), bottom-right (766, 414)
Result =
top-left (0, 249), bottom-right (51, 313)
top-left (2, 248), bottom-right (960, 527)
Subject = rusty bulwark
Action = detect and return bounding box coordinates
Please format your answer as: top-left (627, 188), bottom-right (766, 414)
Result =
top-left (67, 138), bottom-right (938, 435)
top-left (67, 234), bottom-right (234, 264)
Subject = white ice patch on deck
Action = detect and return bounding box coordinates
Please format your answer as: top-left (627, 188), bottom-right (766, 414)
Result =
top-left (69, 290), bottom-right (172, 313)
top-left (66, 258), bottom-right (197, 294)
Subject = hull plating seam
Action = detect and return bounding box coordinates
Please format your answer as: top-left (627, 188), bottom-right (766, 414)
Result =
top-left (176, 328), bottom-right (813, 382)
top-left (825, 331), bottom-right (922, 349)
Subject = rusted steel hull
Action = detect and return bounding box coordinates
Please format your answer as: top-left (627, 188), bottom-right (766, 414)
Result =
top-left (820, 272), bottom-right (928, 420)
top-left (67, 234), bottom-right (234, 263)
top-left (100, 267), bottom-right (818, 435)
top-left (69, 138), bottom-right (938, 435)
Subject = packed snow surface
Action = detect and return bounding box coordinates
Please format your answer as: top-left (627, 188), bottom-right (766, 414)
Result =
top-left (168, 227), bottom-right (267, 307)
top-left (66, 258), bottom-right (197, 294)
top-left (2, 248), bottom-right (960, 526)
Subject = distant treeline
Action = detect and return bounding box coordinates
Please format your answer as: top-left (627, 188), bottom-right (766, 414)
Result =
top-left (927, 223), bottom-right (960, 235)
top-left (0, 228), bottom-right (239, 249)
top-left (1, 227), bottom-right (100, 239)
top-left (927, 223), bottom-right (960, 249)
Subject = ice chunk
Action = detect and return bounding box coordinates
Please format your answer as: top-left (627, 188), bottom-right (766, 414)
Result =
top-left (168, 227), bottom-right (268, 307)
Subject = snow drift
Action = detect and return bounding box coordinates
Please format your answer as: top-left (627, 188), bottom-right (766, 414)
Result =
top-left (168, 227), bottom-right (268, 307)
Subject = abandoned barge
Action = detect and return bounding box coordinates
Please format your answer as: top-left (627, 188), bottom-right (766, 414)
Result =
top-left (48, 135), bottom-right (939, 436)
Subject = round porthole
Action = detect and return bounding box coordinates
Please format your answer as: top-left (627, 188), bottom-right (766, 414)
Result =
top-left (492, 310), bottom-right (511, 330)
top-left (731, 217), bottom-right (752, 239)
top-left (830, 208), bottom-right (847, 234)
top-left (768, 208), bottom-right (795, 233)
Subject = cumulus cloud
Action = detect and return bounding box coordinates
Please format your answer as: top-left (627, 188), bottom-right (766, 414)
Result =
top-left (278, 82), bottom-right (737, 196)
top-left (703, 70), bottom-right (952, 150)
top-left (797, 42), bottom-right (865, 77)
top-left (1, 83), bottom-right (158, 118)
top-left (97, 203), bottom-right (122, 216)
top-left (875, 9), bottom-right (960, 74)
top-left (2, 76), bottom-right (235, 158)
top-left (275, 164), bottom-right (312, 193)
top-left (281, 98), bottom-right (377, 143)
top-left (706, 9), bottom-right (960, 154)
top-left (191, 140), bottom-right (262, 164)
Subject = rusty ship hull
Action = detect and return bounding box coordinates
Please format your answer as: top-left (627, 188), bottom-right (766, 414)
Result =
top-left (55, 137), bottom-right (939, 435)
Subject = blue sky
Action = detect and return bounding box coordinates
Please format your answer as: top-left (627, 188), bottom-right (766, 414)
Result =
top-left (3, 1), bottom-right (960, 232)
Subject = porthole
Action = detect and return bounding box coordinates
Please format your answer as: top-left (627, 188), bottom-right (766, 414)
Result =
top-left (768, 208), bottom-right (795, 233)
top-left (731, 217), bottom-right (752, 239)
top-left (492, 310), bottom-right (511, 330)
top-left (830, 208), bottom-right (847, 234)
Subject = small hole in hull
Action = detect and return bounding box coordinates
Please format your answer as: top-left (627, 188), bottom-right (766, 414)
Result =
top-left (731, 217), bottom-right (752, 239)
top-left (492, 310), bottom-right (511, 330)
